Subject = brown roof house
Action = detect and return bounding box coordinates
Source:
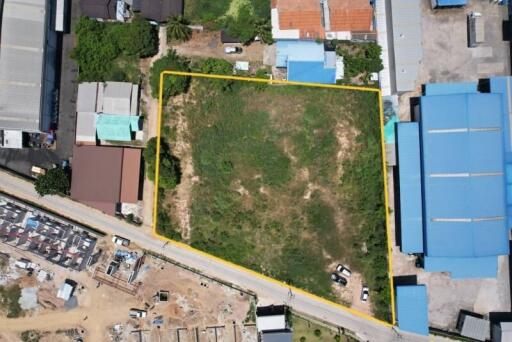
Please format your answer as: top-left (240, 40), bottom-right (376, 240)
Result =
top-left (80, 0), bottom-right (117, 20)
top-left (139, 0), bottom-right (183, 22)
top-left (271, 0), bottom-right (373, 40)
top-left (70, 145), bottom-right (141, 215)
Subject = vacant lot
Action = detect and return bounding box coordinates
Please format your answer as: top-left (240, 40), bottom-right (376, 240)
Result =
top-left (159, 77), bottom-right (390, 320)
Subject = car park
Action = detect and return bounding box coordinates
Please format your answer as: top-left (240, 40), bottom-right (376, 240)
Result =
top-left (112, 235), bottom-right (130, 247)
top-left (330, 273), bottom-right (347, 286)
top-left (336, 264), bottom-right (352, 277)
top-left (361, 286), bottom-right (369, 302)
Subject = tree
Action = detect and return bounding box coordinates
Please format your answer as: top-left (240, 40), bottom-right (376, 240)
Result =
top-left (225, 5), bottom-right (256, 44)
top-left (167, 15), bottom-right (192, 42)
top-left (119, 16), bottom-right (158, 58)
top-left (253, 19), bottom-right (273, 44)
top-left (149, 50), bottom-right (190, 100)
top-left (144, 137), bottom-right (181, 190)
top-left (193, 58), bottom-right (234, 91)
top-left (34, 168), bottom-right (70, 196)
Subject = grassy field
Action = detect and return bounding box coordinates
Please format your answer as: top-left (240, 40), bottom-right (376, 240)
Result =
top-left (159, 78), bottom-right (390, 320)
top-left (185, 0), bottom-right (269, 24)
top-left (291, 314), bottom-right (358, 342)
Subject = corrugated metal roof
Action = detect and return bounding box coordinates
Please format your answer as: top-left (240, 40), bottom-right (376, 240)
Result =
top-left (425, 82), bottom-right (478, 96)
top-left (261, 332), bottom-right (292, 342)
top-left (390, 0), bottom-right (423, 92)
top-left (287, 61), bottom-right (336, 84)
top-left (396, 285), bottom-right (429, 336)
top-left (96, 114), bottom-right (138, 141)
top-left (420, 93), bottom-right (509, 258)
top-left (276, 40), bottom-right (325, 68)
top-left (461, 315), bottom-right (490, 341)
top-left (77, 83), bottom-right (99, 113)
top-left (436, 0), bottom-right (467, 6)
top-left (75, 112), bottom-right (97, 143)
top-left (0, 0), bottom-right (48, 131)
top-left (120, 148), bottom-right (141, 203)
top-left (397, 122), bottom-right (424, 253)
top-left (424, 256), bottom-right (498, 278)
top-left (102, 82), bottom-right (134, 115)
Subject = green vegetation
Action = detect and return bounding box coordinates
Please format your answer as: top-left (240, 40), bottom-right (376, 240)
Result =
top-left (167, 15), bottom-right (192, 42)
top-left (35, 168), bottom-right (70, 196)
top-left (21, 331), bottom-right (43, 342)
top-left (0, 285), bottom-right (23, 318)
top-left (149, 50), bottom-right (190, 100)
top-left (72, 16), bottom-right (157, 82)
top-left (185, 0), bottom-right (272, 44)
top-left (144, 137), bottom-right (181, 190)
top-left (291, 314), bottom-right (358, 342)
top-left (158, 77), bottom-right (389, 319)
top-left (336, 42), bottom-right (383, 84)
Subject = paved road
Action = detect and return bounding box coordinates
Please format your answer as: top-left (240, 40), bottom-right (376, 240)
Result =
top-left (0, 171), bottom-right (429, 342)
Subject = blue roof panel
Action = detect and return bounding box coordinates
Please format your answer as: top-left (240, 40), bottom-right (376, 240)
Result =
top-left (420, 92), bottom-right (508, 260)
top-left (424, 256), bottom-right (498, 278)
top-left (436, 0), bottom-right (467, 6)
top-left (287, 61), bottom-right (336, 84)
top-left (424, 82), bottom-right (477, 96)
top-left (396, 285), bottom-right (429, 336)
top-left (397, 123), bottom-right (424, 253)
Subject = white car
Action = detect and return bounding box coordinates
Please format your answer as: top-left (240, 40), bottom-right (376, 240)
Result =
top-left (112, 235), bottom-right (130, 247)
top-left (224, 46), bottom-right (242, 54)
top-left (361, 286), bottom-right (369, 302)
top-left (336, 264), bottom-right (352, 277)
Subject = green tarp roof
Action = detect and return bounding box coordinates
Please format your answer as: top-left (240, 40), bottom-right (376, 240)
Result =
top-left (96, 114), bottom-right (139, 141)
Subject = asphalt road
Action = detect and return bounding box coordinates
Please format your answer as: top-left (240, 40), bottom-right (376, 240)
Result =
top-left (0, 170), bottom-right (429, 342)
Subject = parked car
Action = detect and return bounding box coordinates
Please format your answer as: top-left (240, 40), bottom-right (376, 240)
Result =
top-left (330, 273), bottom-right (347, 286)
top-left (336, 264), bottom-right (352, 277)
top-left (129, 308), bottom-right (147, 318)
top-left (224, 46), bottom-right (242, 54)
top-left (112, 235), bottom-right (130, 247)
top-left (361, 286), bottom-right (369, 302)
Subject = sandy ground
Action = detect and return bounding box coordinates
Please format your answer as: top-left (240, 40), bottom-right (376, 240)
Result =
top-left (173, 31), bottom-right (265, 64)
top-left (0, 237), bottom-right (255, 342)
top-left (141, 26), bottom-right (169, 229)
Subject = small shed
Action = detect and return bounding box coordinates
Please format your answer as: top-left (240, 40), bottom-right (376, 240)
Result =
top-left (396, 285), bottom-right (429, 336)
top-left (57, 279), bottom-right (76, 301)
top-left (221, 30), bottom-right (241, 44)
top-left (457, 311), bottom-right (490, 341)
top-left (256, 305), bottom-right (287, 332)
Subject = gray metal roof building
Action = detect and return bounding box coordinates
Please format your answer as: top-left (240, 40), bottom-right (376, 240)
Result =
top-left (390, 0), bottom-right (423, 93)
top-left (0, 0), bottom-right (58, 132)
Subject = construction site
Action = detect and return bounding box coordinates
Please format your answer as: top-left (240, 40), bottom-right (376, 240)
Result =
top-left (0, 197), bottom-right (257, 342)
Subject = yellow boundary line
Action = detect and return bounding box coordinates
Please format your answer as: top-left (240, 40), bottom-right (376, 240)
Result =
top-left (152, 71), bottom-right (396, 328)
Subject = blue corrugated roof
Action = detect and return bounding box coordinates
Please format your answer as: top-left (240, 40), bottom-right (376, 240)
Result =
top-left (276, 40), bottom-right (325, 68)
top-left (287, 61), bottom-right (336, 84)
top-left (436, 0), bottom-right (467, 6)
top-left (424, 256), bottom-right (498, 278)
top-left (396, 285), bottom-right (429, 336)
top-left (424, 82), bottom-right (478, 96)
top-left (420, 93), bottom-right (509, 259)
top-left (96, 114), bottom-right (138, 141)
top-left (397, 123), bottom-right (424, 253)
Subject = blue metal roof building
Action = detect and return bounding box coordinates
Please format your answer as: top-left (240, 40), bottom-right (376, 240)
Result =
top-left (396, 79), bottom-right (512, 279)
top-left (276, 40), bottom-right (336, 84)
top-left (396, 285), bottom-right (429, 336)
top-left (433, 0), bottom-right (467, 7)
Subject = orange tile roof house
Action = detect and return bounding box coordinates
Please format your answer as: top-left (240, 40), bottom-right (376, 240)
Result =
top-left (271, 0), bottom-right (373, 40)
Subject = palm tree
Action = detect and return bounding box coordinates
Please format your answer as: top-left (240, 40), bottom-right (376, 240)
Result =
top-left (253, 19), bottom-right (274, 45)
top-left (167, 15), bottom-right (192, 42)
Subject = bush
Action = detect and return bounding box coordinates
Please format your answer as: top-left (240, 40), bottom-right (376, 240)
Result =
top-left (167, 15), bottom-right (192, 42)
top-left (336, 42), bottom-right (383, 82)
top-left (72, 17), bottom-right (157, 81)
top-left (192, 58), bottom-right (234, 91)
top-left (144, 137), bottom-right (181, 190)
top-left (149, 50), bottom-right (190, 100)
top-left (0, 285), bottom-right (23, 318)
top-left (314, 329), bottom-right (322, 337)
top-left (34, 168), bottom-right (70, 196)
